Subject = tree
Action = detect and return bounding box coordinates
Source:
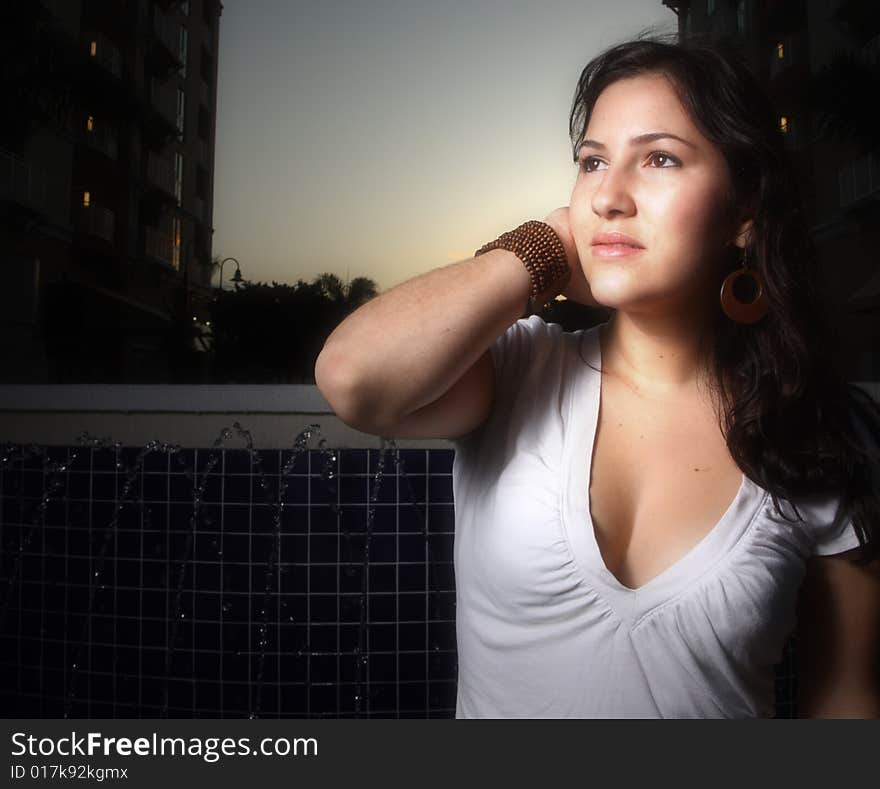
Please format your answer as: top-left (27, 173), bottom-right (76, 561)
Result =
top-left (207, 272), bottom-right (379, 383)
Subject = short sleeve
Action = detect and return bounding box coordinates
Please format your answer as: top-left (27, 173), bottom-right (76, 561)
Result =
top-left (488, 314), bottom-right (566, 402)
top-left (450, 315), bottom-right (564, 450)
top-left (809, 497), bottom-right (862, 557)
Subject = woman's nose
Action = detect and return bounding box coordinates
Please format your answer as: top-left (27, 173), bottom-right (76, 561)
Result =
top-left (590, 168), bottom-right (637, 217)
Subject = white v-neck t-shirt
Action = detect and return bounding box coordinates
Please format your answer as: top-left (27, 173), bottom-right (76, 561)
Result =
top-left (450, 316), bottom-right (861, 718)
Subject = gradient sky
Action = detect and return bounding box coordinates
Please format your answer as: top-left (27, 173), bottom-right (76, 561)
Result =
top-left (212, 0), bottom-right (677, 293)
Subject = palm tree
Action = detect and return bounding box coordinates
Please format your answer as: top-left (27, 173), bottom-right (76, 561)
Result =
top-left (345, 276), bottom-right (378, 308)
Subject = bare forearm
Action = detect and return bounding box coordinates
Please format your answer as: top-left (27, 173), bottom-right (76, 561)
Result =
top-left (315, 249), bottom-right (531, 426)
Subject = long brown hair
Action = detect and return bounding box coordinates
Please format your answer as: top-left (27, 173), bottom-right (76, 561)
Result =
top-left (568, 32), bottom-right (880, 564)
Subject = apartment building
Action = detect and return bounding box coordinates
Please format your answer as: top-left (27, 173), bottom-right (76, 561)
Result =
top-left (0, 0), bottom-right (221, 382)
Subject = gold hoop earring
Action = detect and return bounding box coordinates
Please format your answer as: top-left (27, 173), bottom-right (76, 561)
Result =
top-left (720, 245), bottom-right (769, 324)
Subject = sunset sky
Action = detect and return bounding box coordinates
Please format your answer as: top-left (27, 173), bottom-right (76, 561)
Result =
top-left (211, 0), bottom-right (676, 293)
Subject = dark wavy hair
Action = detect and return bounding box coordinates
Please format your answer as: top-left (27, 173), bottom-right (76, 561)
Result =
top-left (568, 31), bottom-right (880, 565)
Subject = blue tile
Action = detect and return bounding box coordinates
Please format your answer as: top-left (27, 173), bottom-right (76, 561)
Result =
top-left (339, 449), bottom-right (367, 474)
top-left (223, 475), bottom-right (250, 505)
top-left (399, 533), bottom-right (427, 563)
top-left (368, 622), bottom-right (396, 652)
top-left (398, 473), bottom-right (426, 506)
top-left (398, 507), bottom-right (427, 534)
top-left (397, 449), bottom-right (427, 474)
top-left (279, 448), bottom-right (308, 475)
top-left (368, 504), bottom-right (397, 533)
top-left (255, 449), bottom-right (280, 475)
top-left (309, 448), bottom-right (337, 476)
top-left (375, 473), bottom-right (397, 504)
top-left (309, 534), bottom-right (339, 563)
top-left (309, 474), bottom-right (336, 507)
top-left (428, 449), bottom-right (455, 474)
top-left (277, 474), bottom-right (307, 505)
top-left (143, 449), bottom-right (170, 472)
top-left (399, 622), bottom-right (427, 652)
top-left (169, 473), bottom-right (196, 504)
top-left (339, 564), bottom-right (363, 594)
top-left (368, 593), bottom-right (395, 623)
top-left (309, 503), bottom-right (340, 533)
top-left (427, 474), bottom-right (453, 504)
top-left (427, 503), bottom-right (455, 533)
top-left (194, 448), bottom-right (223, 474)
top-left (224, 450), bottom-right (252, 474)
top-left (368, 563), bottom-right (395, 593)
top-left (279, 503), bottom-right (308, 535)
top-left (339, 474), bottom-right (367, 505)
top-left (171, 449), bottom-right (195, 473)
top-left (23, 447), bottom-right (46, 470)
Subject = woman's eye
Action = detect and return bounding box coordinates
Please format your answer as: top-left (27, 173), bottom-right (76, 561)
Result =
top-left (579, 151), bottom-right (680, 172)
top-left (649, 151), bottom-right (679, 167)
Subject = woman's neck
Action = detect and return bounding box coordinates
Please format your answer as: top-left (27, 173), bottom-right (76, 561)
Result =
top-left (599, 310), bottom-right (717, 403)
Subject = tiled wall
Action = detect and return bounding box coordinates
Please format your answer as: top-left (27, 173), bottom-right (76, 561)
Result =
top-left (0, 440), bottom-right (798, 718)
top-left (0, 442), bottom-right (458, 718)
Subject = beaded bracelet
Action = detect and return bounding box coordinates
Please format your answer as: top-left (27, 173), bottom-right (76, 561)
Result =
top-left (474, 220), bottom-right (572, 318)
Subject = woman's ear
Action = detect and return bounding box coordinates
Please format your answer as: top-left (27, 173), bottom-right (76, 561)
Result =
top-left (733, 217), bottom-right (754, 250)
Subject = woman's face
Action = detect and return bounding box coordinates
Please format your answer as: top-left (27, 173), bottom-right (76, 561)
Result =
top-left (569, 72), bottom-right (750, 316)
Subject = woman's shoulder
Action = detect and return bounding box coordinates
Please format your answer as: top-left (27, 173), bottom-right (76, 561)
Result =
top-left (756, 487), bottom-right (862, 558)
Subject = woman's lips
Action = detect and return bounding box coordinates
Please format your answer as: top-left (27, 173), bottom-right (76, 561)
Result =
top-left (591, 243), bottom-right (645, 258)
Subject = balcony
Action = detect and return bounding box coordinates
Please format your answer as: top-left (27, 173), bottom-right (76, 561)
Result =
top-left (0, 148), bottom-right (49, 212)
top-left (192, 197), bottom-right (206, 223)
top-left (838, 148), bottom-right (880, 209)
top-left (144, 7), bottom-right (182, 76)
top-left (79, 118), bottom-right (118, 160)
top-left (75, 203), bottom-right (115, 243)
top-left (83, 31), bottom-right (122, 79)
top-left (144, 225), bottom-right (176, 267)
top-left (768, 32), bottom-right (809, 79)
top-left (146, 152), bottom-right (176, 199)
top-left (148, 78), bottom-right (177, 129)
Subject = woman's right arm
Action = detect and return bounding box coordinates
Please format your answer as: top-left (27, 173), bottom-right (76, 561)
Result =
top-left (314, 247), bottom-right (532, 439)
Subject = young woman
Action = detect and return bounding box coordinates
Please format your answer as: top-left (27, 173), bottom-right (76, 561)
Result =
top-left (315, 34), bottom-right (880, 718)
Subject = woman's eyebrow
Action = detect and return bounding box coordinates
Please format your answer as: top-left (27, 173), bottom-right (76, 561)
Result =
top-left (579, 132), bottom-right (697, 151)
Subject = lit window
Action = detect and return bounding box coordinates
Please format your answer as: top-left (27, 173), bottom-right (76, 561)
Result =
top-left (90, 40), bottom-right (97, 57)
top-left (777, 42), bottom-right (785, 59)
top-left (83, 191), bottom-right (91, 207)
top-left (780, 116), bottom-right (789, 134)
top-left (86, 115), bottom-right (94, 132)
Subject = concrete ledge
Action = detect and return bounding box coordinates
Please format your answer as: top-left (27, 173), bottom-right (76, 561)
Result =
top-left (0, 384), bottom-right (330, 413)
top-left (0, 385), bottom-right (456, 448)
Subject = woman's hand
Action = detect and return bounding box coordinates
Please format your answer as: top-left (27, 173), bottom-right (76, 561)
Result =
top-left (543, 206), bottom-right (601, 308)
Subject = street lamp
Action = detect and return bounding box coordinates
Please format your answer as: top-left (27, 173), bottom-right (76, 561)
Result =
top-left (218, 256), bottom-right (244, 291)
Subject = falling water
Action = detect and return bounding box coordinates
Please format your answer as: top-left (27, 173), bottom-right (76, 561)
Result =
top-left (0, 424), bottom-right (452, 717)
